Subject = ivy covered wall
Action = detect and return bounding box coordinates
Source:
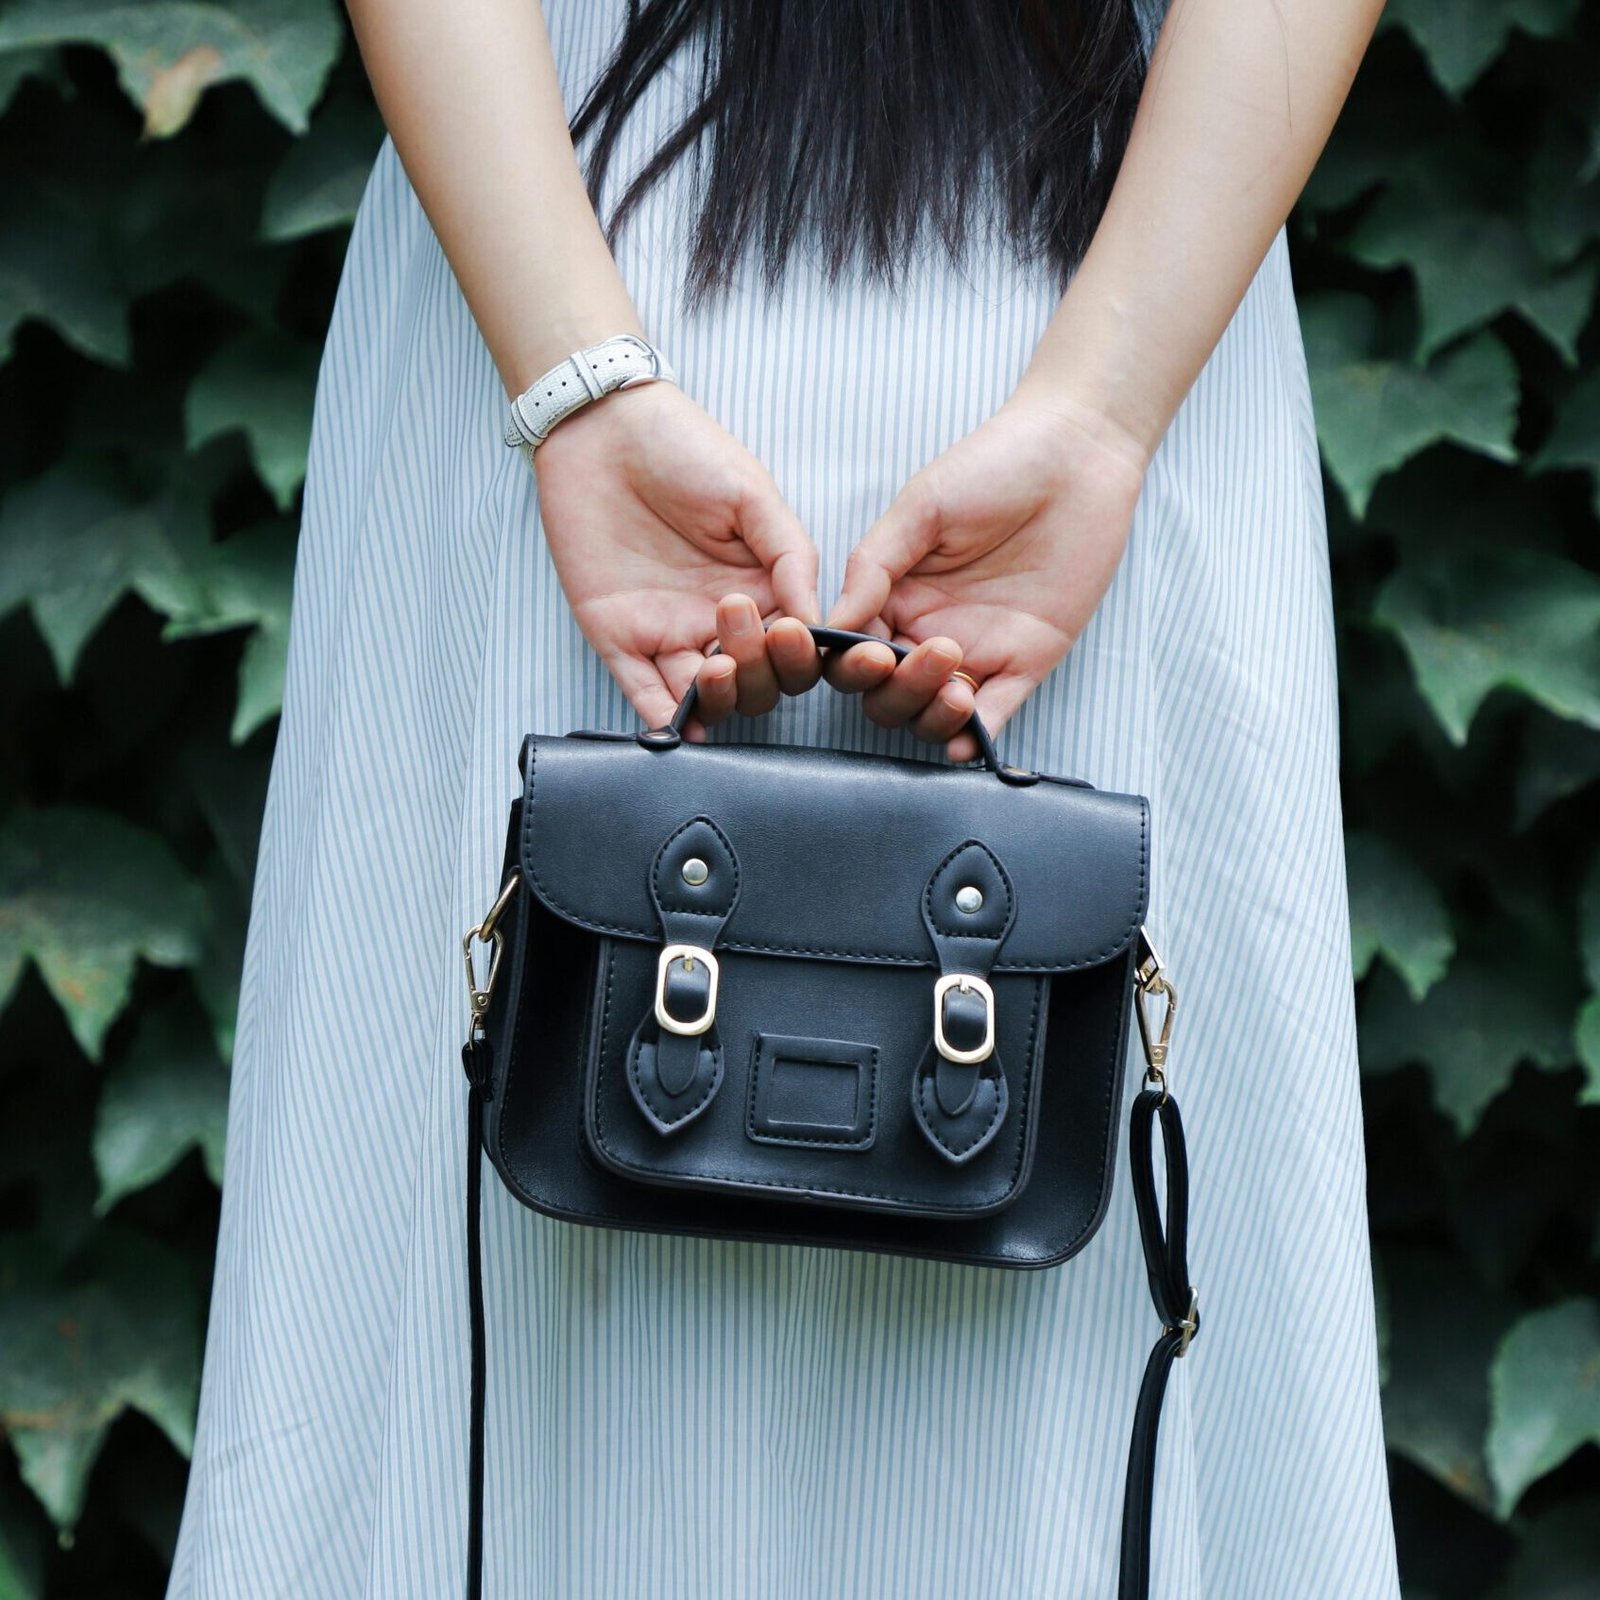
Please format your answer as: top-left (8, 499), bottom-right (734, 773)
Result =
top-left (0, 4), bottom-right (1596, 1594)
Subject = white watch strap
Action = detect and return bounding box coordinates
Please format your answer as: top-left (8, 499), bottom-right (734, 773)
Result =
top-left (504, 334), bottom-right (678, 454)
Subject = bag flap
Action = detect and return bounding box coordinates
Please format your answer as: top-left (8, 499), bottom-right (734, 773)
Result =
top-left (518, 733), bottom-right (1148, 972)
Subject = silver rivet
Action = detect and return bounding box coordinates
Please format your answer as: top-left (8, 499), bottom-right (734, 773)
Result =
top-left (955, 885), bottom-right (983, 914)
top-left (681, 857), bottom-right (709, 885)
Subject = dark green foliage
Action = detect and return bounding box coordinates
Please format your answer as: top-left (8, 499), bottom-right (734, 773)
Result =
top-left (0, 6), bottom-right (1596, 1593)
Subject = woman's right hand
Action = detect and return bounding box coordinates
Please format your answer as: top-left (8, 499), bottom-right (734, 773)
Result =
top-left (531, 379), bottom-right (837, 736)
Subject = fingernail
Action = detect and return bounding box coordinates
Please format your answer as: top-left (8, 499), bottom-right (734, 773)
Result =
top-left (928, 646), bottom-right (959, 673)
top-left (727, 597), bottom-right (756, 635)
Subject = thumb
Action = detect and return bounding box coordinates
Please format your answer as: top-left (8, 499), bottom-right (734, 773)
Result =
top-left (826, 477), bottom-right (941, 631)
top-left (736, 481), bottom-right (821, 622)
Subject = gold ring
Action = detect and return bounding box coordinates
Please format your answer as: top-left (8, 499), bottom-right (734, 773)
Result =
top-left (948, 669), bottom-right (980, 693)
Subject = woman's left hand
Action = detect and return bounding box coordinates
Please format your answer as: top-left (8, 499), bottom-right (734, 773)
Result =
top-left (822, 389), bottom-right (1151, 763)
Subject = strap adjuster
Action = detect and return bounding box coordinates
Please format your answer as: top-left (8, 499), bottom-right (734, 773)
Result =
top-left (1165, 1287), bottom-right (1200, 1356)
top-left (932, 972), bottom-right (995, 1064)
top-left (654, 944), bottom-right (719, 1036)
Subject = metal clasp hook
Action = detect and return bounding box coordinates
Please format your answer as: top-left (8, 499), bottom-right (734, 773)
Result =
top-left (1134, 926), bottom-right (1178, 1103)
top-left (462, 872), bottom-right (520, 1042)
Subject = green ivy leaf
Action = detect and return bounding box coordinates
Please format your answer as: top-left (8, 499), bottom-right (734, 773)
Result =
top-left (1577, 855), bottom-right (1600, 1103)
top-left (0, 807), bottom-right (208, 1059)
top-left (1580, 854), bottom-right (1600, 992)
top-left (0, 1476), bottom-right (44, 1600)
top-left (1534, 370), bottom-right (1600, 519)
top-left (1513, 714), bottom-right (1600, 831)
top-left (1301, 73), bottom-right (1453, 219)
top-left (1486, 1497), bottom-right (1600, 1600)
top-left (0, 178), bottom-right (129, 367)
top-left (1382, 0), bottom-right (1582, 97)
top-left (1347, 830), bottom-right (1454, 1000)
top-left (160, 519), bottom-right (297, 741)
top-left (0, 465), bottom-right (205, 682)
top-left (185, 331), bottom-right (318, 511)
top-left (1360, 954), bottom-right (1577, 1135)
top-left (190, 866), bottom-right (245, 1061)
top-left (93, 1000), bottom-right (227, 1212)
top-left (1527, 120), bottom-right (1600, 267)
top-left (181, 738), bottom-right (272, 890)
top-left (260, 88), bottom-right (384, 242)
top-left (0, 0), bottom-right (345, 137)
top-left (1372, 548), bottom-right (1600, 747)
top-left (107, 128), bottom-right (287, 314)
top-left (1576, 996), bottom-right (1600, 1106)
top-left (0, 43), bottom-right (64, 117)
top-left (1348, 146), bottom-right (1600, 363)
top-left (1486, 1298), bottom-right (1600, 1518)
top-left (0, 1231), bottom-right (199, 1535)
top-left (1381, 1246), bottom-right (1512, 1512)
top-left (1301, 294), bottom-right (1518, 518)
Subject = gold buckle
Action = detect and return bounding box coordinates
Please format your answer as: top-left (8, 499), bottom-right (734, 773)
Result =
top-left (654, 944), bottom-right (719, 1036)
top-left (932, 972), bottom-right (995, 1065)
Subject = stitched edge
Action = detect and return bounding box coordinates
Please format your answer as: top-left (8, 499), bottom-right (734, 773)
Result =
top-left (627, 1009), bottom-right (723, 1131)
top-left (1015, 951), bottom-right (1129, 1264)
top-left (744, 1035), bottom-right (879, 1150)
top-left (914, 1060), bottom-right (1007, 1160)
top-left (519, 740), bottom-right (1150, 970)
top-left (922, 838), bottom-right (1016, 940)
top-left (589, 945), bottom-right (1044, 1209)
top-left (651, 813), bottom-right (740, 919)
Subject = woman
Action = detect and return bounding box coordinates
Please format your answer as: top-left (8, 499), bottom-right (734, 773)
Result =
top-left (165, 0), bottom-right (1399, 1594)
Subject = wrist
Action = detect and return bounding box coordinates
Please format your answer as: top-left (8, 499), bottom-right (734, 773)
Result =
top-left (502, 308), bottom-right (649, 400)
top-left (504, 332), bottom-right (678, 461)
top-left (1011, 264), bottom-right (1186, 469)
top-left (1002, 377), bottom-right (1158, 483)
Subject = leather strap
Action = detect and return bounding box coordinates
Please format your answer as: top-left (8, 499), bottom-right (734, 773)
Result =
top-left (1119, 1083), bottom-right (1200, 1597)
top-left (461, 1038), bottom-right (490, 1600)
top-left (503, 333), bottom-right (677, 458)
top-left (460, 1046), bottom-right (1198, 1599)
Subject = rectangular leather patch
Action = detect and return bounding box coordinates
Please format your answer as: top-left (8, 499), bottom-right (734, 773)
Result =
top-left (747, 1033), bottom-right (878, 1150)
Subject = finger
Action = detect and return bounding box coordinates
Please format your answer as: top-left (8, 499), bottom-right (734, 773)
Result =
top-left (947, 673), bottom-right (1034, 763)
top-left (821, 638), bottom-right (899, 695)
top-left (657, 646), bottom-right (708, 710)
top-left (692, 652), bottom-right (740, 727)
top-left (717, 592), bottom-right (781, 715)
top-left (825, 476), bottom-right (941, 632)
top-left (766, 615), bottom-right (824, 696)
top-left (736, 480), bottom-right (821, 623)
top-left (909, 676), bottom-right (976, 746)
top-left (861, 635), bottom-right (963, 730)
top-left (609, 651), bottom-right (682, 733)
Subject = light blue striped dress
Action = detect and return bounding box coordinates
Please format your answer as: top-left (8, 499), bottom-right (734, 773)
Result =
top-left (165, 2), bottom-right (1402, 1595)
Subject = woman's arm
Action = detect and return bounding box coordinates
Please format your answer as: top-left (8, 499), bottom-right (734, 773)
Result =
top-left (342, 0), bottom-right (823, 729)
top-left (343, 0), bottom-right (639, 393)
top-left (1014, 0), bottom-right (1387, 456)
top-left (823, 0), bottom-right (1388, 760)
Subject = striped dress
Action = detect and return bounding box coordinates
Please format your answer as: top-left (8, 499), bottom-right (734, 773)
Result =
top-left (165, 2), bottom-right (1403, 1595)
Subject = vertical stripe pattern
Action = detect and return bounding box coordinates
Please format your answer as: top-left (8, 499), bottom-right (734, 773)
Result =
top-left (165, 3), bottom-right (1401, 1595)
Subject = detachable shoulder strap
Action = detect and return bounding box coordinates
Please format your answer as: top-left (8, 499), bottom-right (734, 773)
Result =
top-left (462, 1039), bottom-right (490, 1599)
top-left (1121, 1082), bottom-right (1200, 1594)
top-left (459, 988), bottom-right (1199, 1598)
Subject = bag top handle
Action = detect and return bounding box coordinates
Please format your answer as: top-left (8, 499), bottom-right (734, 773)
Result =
top-left (638, 622), bottom-right (1038, 786)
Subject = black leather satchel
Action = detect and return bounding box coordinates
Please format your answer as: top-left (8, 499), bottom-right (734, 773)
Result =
top-left (459, 624), bottom-right (1199, 1600)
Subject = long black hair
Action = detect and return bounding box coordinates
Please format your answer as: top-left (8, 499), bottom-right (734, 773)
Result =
top-left (567, 1), bottom-right (1153, 311)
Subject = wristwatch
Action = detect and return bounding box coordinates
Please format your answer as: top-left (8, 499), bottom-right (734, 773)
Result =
top-left (503, 333), bottom-right (678, 461)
